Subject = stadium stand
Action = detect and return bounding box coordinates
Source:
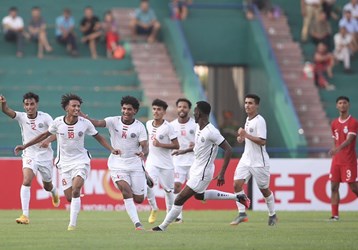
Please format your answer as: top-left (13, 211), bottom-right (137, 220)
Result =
top-left (271, 0), bottom-right (358, 122)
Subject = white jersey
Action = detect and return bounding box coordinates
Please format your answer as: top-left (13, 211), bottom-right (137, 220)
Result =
top-left (171, 117), bottom-right (196, 167)
top-left (240, 114), bottom-right (270, 167)
top-left (14, 111), bottom-right (53, 161)
top-left (146, 120), bottom-right (177, 169)
top-left (105, 116), bottom-right (147, 171)
top-left (190, 123), bottom-right (225, 180)
top-left (49, 116), bottom-right (98, 171)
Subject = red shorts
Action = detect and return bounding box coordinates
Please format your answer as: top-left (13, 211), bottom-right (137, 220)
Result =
top-left (329, 163), bottom-right (357, 183)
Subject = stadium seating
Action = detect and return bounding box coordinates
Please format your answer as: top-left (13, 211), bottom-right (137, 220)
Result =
top-left (271, 0), bottom-right (358, 121)
top-left (0, 1), bottom-right (150, 157)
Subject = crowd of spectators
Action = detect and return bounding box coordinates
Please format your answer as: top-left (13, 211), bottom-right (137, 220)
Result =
top-left (301, 0), bottom-right (358, 90)
top-left (1, 0), bottom-right (163, 59)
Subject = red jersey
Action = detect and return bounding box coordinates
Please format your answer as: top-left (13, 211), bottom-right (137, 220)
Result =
top-left (331, 115), bottom-right (358, 166)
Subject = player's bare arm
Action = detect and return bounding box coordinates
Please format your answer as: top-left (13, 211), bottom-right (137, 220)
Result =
top-left (172, 141), bottom-right (194, 156)
top-left (14, 131), bottom-right (52, 155)
top-left (238, 127), bottom-right (266, 146)
top-left (153, 137), bottom-right (180, 150)
top-left (93, 133), bottom-right (120, 155)
top-left (0, 95), bottom-right (16, 118)
top-left (213, 140), bottom-right (232, 186)
top-left (136, 140), bottom-right (148, 159)
top-left (79, 111), bottom-right (106, 127)
top-left (39, 134), bottom-right (57, 148)
top-left (329, 134), bottom-right (356, 156)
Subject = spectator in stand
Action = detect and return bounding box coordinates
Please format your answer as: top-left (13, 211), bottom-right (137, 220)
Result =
top-left (322, 0), bottom-right (339, 20)
top-left (130, 0), bottom-right (161, 43)
top-left (171, 0), bottom-right (189, 20)
top-left (339, 9), bottom-right (358, 34)
top-left (28, 6), bottom-right (53, 58)
top-left (80, 6), bottom-right (102, 59)
top-left (301, 0), bottom-right (321, 42)
top-left (313, 42), bottom-right (335, 90)
top-left (55, 8), bottom-right (78, 57)
top-left (102, 11), bottom-right (120, 58)
top-left (334, 26), bottom-right (356, 73)
top-left (343, 0), bottom-right (358, 19)
top-left (309, 10), bottom-right (332, 48)
top-left (2, 7), bottom-right (25, 57)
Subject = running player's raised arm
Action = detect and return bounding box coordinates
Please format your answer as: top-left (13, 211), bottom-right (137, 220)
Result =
top-left (79, 111), bottom-right (106, 127)
top-left (93, 133), bottom-right (120, 155)
top-left (14, 130), bottom-right (52, 155)
top-left (0, 95), bottom-right (16, 118)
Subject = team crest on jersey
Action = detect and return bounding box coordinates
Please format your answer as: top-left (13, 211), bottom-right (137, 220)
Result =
top-left (343, 126), bottom-right (348, 134)
top-left (190, 129), bottom-right (194, 134)
top-left (38, 123), bottom-right (44, 128)
top-left (201, 137), bottom-right (205, 142)
top-left (78, 131), bottom-right (84, 137)
top-left (249, 128), bottom-right (254, 133)
top-left (130, 133), bottom-right (136, 138)
top-left (159, 135), bottom-right (164, 140)
top-left (115, 129), bottom-right (119, 132)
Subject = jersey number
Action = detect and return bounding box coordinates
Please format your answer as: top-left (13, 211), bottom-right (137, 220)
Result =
top-left (68, 131), bottom-right (75, 139)
top-left (346, 170), bottom-right (352, 181)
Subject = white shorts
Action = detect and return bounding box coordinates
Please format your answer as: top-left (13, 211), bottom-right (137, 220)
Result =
top-left (146, 165), bottom-right (174, 192)
top-left (110, 170), bottom-right (146, 196)
top-left (174, 165), bottom-right (190, 184)
top-left (22, 157), bottom-right (53, 183)
top-left (61, 164), bottom-right (90, 190)
top-left (186, 176), bottom-right (211, 194)
top-left (234, 163), bottom-right (270, 189)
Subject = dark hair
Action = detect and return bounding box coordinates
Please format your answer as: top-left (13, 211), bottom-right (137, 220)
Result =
top-left (176, 98), bottom-right (192, 109)
top-left (9, 7), bottom-right (18, 12)
top-left (61, 93), bottom-right (82, 110)
top-left (196, 101), bottom-right (211, 115)
top-left (84, 6), bottom-right (93, 10)
top-left (336, 96), bottom-right (350, 103)
top-left (32, 6), bottom-right (40, 10)
top-left (152, 99), bottom-right (168, 110)
top-left (245, 94), bottom-right (260, 104)
top-left (23, 92), bottom-right (39, 103)
top-left (121, 95), bottom-right (140, 110)
top-left (63, 8), bottom-right (71, 14)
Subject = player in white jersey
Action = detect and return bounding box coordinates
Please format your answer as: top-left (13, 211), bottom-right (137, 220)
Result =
top-left (152, 101), bottom-right (250, 231)
top-left (80, 95), bottom-right (149, 230)
top-left (15, 94), bottom-right (120, 230)
top-left (231, 94), bottom-right (277, 226)
top-left (0, 92), bottom-right (59, 225)
top-left (146, 99), bottom-right (179, 224)
top-left (170, 98), bottom-right (195, 223)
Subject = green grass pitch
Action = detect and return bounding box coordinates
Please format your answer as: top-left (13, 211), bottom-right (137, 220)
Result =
top-left (0, 210), bottom-right (357, 250)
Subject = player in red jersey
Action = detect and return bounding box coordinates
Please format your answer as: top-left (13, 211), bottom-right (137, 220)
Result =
top-left (329, 96), bottom-right (358, 221)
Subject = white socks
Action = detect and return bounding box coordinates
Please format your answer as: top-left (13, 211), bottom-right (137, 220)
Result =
top-left (124, 198), bottom-right (140, 225)
top-left (173, 193), bottom-right (183, 220)
top-left (203, 190), bottom-right (237, 200)
top-left (159, 205), bottom-right (182, 230)
top-left (69, 197), bottom-right (81, 227)
top-left (235, 191), bottom-right (246, 213)
top-left (264, 193), bottom-right (276, 216)
top-left (165, 192), bottom-right (174, 213)
top-left (147, 188), bottom-right (158, 211)
top-left (50, 186), bottom-right (57, 197)
top-left (20, 185), bottom-right (31, 217)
